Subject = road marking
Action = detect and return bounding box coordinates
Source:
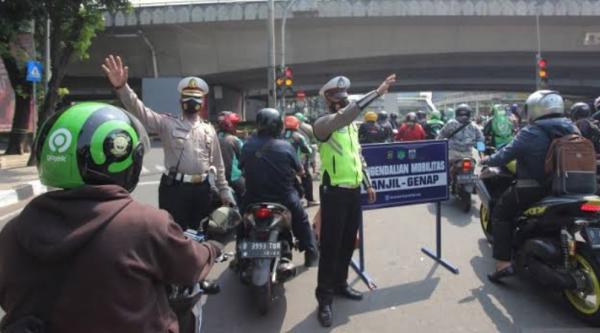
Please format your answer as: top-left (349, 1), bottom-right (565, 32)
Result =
top-left (0, 208), bottom-right (23, 221)
top-left (142, 166), bottom-right (150, 174)
top-left (155, 165), bottom-right (166, 172)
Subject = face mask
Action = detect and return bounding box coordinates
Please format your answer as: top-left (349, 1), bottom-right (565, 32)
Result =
top-left (181, 98), bottom-right (203, 114)
top-left (328, 98), bottom-right (349, 112)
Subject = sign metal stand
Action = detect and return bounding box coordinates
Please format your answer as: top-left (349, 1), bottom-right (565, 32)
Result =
top-left (421, 201), bottom-right (459, 274)
top-left (349, 140), bottom-right (460, 289)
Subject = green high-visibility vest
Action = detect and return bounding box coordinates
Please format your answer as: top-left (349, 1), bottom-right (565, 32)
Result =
top-left (319, 123), bottom-right (363, 187)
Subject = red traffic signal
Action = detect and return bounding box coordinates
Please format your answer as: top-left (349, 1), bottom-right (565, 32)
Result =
top-left (284, 66), bottom-right (293, 78)
top-left (537, 58), bottom-right (548, 69)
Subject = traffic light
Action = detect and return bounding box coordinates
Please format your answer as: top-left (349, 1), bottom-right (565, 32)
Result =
top-left (537, 57), bottom-right (549, 89)
top-left (276, 66), bottom-right (294, 98)
top-left (276, 66), bottom-right (285, 96)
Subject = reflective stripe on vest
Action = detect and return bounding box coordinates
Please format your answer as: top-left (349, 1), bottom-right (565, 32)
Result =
top-left (319, 123), bottom-right (363, 187)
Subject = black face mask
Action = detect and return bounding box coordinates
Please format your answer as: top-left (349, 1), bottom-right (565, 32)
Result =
top-left (181, 99), bottom-right (203, 114)
top-left (328, 98), bottom-right (349, 112)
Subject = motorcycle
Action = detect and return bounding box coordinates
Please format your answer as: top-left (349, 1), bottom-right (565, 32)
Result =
top-left (450, 158), bottom-right (477, 212)
top-left (476, 163), bottom-right (600, 326)
top-left (169, 229), bottom-right (232, 333)
top-left (234, 202), bottom-right (296, 315)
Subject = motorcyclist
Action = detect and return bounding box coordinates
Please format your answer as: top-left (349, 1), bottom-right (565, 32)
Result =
top-left (294, 112), bottom-right (319, 206)
top-left (437, 104), bottom-right (485, 161)
top-left (570, 102), bottom-right (600, 153)
top-left (483, 104), bottom-right (514, 149)
top-left (216, 111), bottom-right (245, 204)
top-left (376, 110), bottom-right (394, 142)
top-left (283, 115), bottom-right (313, 202)
top-left (358, 111), bottom-right (384, 144)
top-left (389, 112), bottom-right (399, 129)
top-left (0, 103), bottom-right (223, 333)
top-left (424, 110), bottom-right (445, 139)
top-left (416, 110), bottom-right (428, 128)
top-left (240, 108), bottom-right (319, 267)
top-left (508, 104), bottom-right (521, 132)
top-left (444, 107), bottom-right (455, 122)
top-left (482, 90), bottom-right (579, 283)
top-left (396, 112), bottom-right (426, 141)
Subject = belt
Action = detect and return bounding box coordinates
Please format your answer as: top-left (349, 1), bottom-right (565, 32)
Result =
top-left (332, 183), bottom-right (359, 189)
top-left (165, 172), bottom-right (208, 184)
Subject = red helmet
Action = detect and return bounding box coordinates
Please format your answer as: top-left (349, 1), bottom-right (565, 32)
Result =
top-left (284, 115), bottom-right (300, 130)
top-left (217, 111), bottom-right (240, 134)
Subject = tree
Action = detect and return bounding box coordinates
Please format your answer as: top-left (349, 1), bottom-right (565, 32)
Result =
top-left (0, 1), bottom-right (43, 154)
top-left (0, 0), bottom-right (130, 156)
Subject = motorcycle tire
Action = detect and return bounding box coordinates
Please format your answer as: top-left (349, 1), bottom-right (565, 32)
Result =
top-left (256, 280), bottom-right (272, 315)
top-left (461, 193), bottom-right (471, 213)
top-left (563, 243), bottom-right (600, 326)
top-left (479, 204), bottom-right (494, 244)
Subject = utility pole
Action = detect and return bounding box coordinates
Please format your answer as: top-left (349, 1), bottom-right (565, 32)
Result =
top-left (267, 0), bottom-right (277, 108)
top-left (280, 0), bottom-right (299, 111)
top-left (44, 17), bottom-right (50, 91)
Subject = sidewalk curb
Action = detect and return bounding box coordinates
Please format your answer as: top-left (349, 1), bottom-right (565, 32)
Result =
top-left (0, 180), bottom-right (47, 208)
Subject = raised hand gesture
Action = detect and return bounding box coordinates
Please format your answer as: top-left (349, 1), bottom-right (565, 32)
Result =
top-left (376, 74), bottom-right (397, 96)
top-left (101, 55), bottom-right (128, 89)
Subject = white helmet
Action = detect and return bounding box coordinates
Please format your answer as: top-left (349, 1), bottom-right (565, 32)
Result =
top-left (524, 90), bottom-right (564, 122)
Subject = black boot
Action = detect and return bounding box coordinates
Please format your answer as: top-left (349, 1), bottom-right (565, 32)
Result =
top-left (336, 285), bottom-right (363, 301)
top-left (317, 303), bottom-right (332, 327)
top-left (200, 280), bottom-right (221, 294)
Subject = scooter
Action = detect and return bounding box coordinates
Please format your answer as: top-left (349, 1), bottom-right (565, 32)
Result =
top-left (477, 163), bottom-right (600, 326)
top-left (450, 158), bottom-right (477, 212)
top-left (234, 203), bottom-right (296, 315)
top-left (168, 229), bottom-right (233, 333)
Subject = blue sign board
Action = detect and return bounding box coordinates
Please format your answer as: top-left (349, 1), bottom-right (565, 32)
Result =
top-left (361, 140), bottom-right (449, 210)
top-left (26, 61), bottom-right (43, 82)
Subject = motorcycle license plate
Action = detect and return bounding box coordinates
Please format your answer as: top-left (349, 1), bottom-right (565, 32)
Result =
top-left (238, 241), bottom-right (281, 258)
top-left (585, 227), bottom-right (600, 249)
top-left (456, 174), bottom-right (477, 184)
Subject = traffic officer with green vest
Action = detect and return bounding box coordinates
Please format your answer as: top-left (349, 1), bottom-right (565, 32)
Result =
top-left (313, 74), bottom-right (396, 327)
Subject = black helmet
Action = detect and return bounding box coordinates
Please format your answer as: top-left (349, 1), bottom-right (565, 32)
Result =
top-left (377, 110), bottom-right (388, 121)
top-left (256, 108), bottom-right (283, 137)
top-left (390, 113), bottom-right (398, 120)
top-left (570, 102), bottom-right (592, 121)
top-left (416, 110), bottom-right (427, 121)
top-left (455, 104), bottom-right (472, 124)
top-left (35, 102), bottom-right (150, 192)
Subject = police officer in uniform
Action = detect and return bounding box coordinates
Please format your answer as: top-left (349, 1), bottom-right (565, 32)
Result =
top-left (313, 74), bottom-right (396, 327)
top-left (102, 55), bottom-right (234, 231)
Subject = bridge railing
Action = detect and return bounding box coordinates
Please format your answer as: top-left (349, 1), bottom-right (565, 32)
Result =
top-left (105, 0), bottom-right (600, 27)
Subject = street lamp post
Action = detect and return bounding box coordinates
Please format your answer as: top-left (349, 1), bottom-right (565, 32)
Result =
top-left (280, 0), bottom-right (299, 111)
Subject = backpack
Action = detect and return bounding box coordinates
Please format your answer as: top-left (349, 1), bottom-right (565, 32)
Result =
top-left (544, 134), bottom-right (597, 195)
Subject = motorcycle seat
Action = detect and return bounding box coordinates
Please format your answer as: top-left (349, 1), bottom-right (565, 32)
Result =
top-left (534, 195), bottom-right (596, 206)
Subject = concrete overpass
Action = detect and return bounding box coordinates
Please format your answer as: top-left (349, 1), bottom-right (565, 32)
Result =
top-left (64, 0), bottom-right (600, 116)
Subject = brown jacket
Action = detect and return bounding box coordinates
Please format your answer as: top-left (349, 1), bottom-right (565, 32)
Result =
top-left (0, 185), bottom-right (219, 333)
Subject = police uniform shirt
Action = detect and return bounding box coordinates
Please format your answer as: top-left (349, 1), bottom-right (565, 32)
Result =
top-left (116, 84), bottom-right (229, 195)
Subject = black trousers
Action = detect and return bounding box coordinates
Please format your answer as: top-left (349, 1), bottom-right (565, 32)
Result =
top-left (158, 174), bottom-right (212, 231)
top-left (492, 182), bottom-right (545, 261)
top-left (316, 185), bottom-right (362, 305)
top-left (302, 163), bottom-right (315, 202)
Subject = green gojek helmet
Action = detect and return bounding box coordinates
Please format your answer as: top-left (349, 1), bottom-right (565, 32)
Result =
top-left (35, 102), bottom-right (150, 192)
top-left (430, 110), bottom-right (442, 121)
top-left (294, 112), bottom-right (306, 123)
